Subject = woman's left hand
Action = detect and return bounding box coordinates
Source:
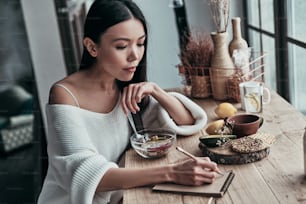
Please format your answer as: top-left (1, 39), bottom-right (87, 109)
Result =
top-left (121, 82), bottom-right (156, 115)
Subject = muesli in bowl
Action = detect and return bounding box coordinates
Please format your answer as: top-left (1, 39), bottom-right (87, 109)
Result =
top-left (130, 128), bottom-right (176, 159)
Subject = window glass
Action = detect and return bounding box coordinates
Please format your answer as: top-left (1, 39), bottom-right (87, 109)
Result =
top-left (245, 0), bottom-right (306, 115)
top-left (288, 43), bottom-right (306, 114)
top-left (262, 35), bottom-right (276, 90)
top-left (248, 31), bottom-right (276, 91)
top-left (247, 0), bottom-right (259, 27)
top-left (248, 30), bottom-right (261, 51)
top-left (260, 0), bottom-right (274, 33)
top-left (287, 0), bottom-right (306, 42)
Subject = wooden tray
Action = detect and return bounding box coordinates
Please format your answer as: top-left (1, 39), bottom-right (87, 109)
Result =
top-left (198, 142), bottom-right (270, 165)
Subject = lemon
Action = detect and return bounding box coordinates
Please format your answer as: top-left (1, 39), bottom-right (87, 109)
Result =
top-left (245, 93), bottom-right (261, 112)
top-left (215, 102), bottom-right (237, 119)
top-left (205, 119), bottom-right (225, 135)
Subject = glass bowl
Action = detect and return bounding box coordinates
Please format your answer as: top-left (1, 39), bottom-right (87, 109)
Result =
top-left (130, 128), bottom-right (176, 159)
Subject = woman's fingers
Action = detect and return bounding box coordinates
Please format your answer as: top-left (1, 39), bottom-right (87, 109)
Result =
top-left (127, 86), bottom-right (137, 113)
top-left (121, 82), bottom-right (156, 114)
top-left (194, 171), bottom-right (216, 184)
top-left (122, 83), bottom-right (146, 114)
top-left (172, 158), bottom-right (218, 186)
top-left (131, 85), bottom-right (142, 111)
top-left (199, 157), bottom-right (211, 162)
top-left (196, 157), bottom-right (219, 173)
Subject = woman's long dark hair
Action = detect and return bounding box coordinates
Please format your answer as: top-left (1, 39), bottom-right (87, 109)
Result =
top-left (80, 0), bottom-right (149, 109)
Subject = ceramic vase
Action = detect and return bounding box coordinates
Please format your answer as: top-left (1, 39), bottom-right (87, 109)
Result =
top-left (229, 17), bottom-right (248, 57)
top-left (210, 31), bottom-right (235, 100)
top-left (229, 17), bottom-right (251, 81)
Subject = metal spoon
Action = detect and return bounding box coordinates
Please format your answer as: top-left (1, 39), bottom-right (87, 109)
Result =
top-left (127, 112), bottom-right (145, 142)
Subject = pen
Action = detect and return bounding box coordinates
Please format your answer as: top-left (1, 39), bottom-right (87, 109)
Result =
top-left (176, 146), bottom-right (224, 176)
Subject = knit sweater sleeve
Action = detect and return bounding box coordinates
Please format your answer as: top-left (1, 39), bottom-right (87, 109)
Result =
top-left (141, 92), bottom-right (207, 135)
top-left (45, 105), bottom-right (118, 204)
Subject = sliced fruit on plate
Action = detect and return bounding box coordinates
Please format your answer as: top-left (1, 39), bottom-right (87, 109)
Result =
top-left (199, 135), bottom-right (237, 147)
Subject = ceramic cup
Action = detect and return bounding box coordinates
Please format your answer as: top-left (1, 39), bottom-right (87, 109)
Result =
top-left (239, 81), bottom-right (271, 113)
top-left (226, 114), bottom-right (264, 138)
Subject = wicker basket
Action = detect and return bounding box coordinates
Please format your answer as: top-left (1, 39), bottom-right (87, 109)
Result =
top-left (178, 51), bottom-right (266, 101)
top-left (226, 52), bottom-right (266, 101)
top-left (184, 67), bottom-right (211, 98)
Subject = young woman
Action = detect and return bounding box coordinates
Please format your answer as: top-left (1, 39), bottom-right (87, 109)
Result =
top-left (38, 0), bottom-right (219, 203)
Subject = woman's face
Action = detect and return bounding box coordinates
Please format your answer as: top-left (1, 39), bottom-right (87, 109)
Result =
top-left (95, 18), bottom-right (146, 81)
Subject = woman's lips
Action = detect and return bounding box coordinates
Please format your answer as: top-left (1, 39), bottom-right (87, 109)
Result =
top-left (124, 66), bottom-right (136, 72)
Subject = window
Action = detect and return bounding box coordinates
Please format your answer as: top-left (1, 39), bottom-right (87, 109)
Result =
top-left (245, 0), bottom-right (306, 114)
top-left (286, 0), bottom-right (306, 114)
top-left (245, 0), bottom-right (277, 91)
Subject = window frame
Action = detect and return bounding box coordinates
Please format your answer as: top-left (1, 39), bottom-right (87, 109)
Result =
top-left (243, 0), bottom-right (306, 105)
top-left (243, 0), bottom-right (287, 101)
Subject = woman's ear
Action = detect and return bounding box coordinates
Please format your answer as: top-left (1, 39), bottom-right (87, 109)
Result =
top-left (83, 37), bottom-right (98, 57)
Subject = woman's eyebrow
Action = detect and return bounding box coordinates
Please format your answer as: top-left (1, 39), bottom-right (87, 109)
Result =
top-left (112, 34), bottom-right (146, 42)
top-left (138, 34), bottom-right (146, 40)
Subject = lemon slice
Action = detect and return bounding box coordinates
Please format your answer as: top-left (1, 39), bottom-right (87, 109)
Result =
top-left (244, 93), bottom-right (261, 112)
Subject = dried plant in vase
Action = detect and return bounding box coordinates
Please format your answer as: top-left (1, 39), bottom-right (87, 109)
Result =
top-left (179, 31), bottom-right (214, 98)
top-left (208, 0), bottom-right (230, 33)
top-left (207, 0), bottom-right (235, 101)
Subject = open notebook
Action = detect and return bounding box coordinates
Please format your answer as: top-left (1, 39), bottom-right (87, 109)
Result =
top-left (152, 170), bottom-right (235, 197)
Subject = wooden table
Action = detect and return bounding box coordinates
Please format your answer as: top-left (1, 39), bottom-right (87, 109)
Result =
top-left (123, 90), bottom-right (306, 204)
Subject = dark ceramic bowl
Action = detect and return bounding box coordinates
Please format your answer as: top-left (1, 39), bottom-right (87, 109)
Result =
top-left (226, 114), bottom-right (264, 138)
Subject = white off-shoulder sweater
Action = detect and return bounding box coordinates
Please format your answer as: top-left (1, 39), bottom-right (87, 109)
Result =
top-left (37, 92), bottom-right (207, 204)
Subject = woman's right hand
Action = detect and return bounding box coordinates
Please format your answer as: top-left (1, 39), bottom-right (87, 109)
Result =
top-left (168, 157), bottom-right (218, 186)
top-left (121, 82), bottom-right (155, 115)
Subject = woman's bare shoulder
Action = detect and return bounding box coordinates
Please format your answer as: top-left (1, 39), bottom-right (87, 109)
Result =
top-left (48, 74), bottom-right (80, 106)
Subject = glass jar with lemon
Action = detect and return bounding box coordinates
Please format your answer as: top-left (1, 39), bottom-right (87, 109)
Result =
top-left (239, 81), bottom-right (271, 113)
